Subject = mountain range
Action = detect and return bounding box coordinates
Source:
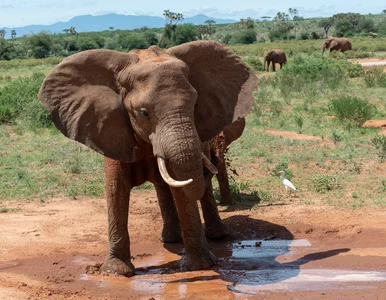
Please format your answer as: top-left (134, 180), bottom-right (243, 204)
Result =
top-left (0, 13), bottom-right (237, 38)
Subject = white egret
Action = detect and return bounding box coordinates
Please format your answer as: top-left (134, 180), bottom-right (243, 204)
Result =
top-left (278, 170), bottom-right (296, 194)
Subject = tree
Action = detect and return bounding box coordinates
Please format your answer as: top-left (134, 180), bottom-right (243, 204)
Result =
top-left (204, 19), bottom-right (216, 34)
top-left (62, 29), bottom-right (70, 34)
top-left (382, 9), bottom-right (386, 14)
top-left (69, 27), bottom-right (77, 35)
top-left (160, 10), bottom-right (184, 47)
top-left (261, 16), bottom-right (271, 21)
top-left (109, 26), bottom-right (114, 30)
top-left (334, 19), bottom-right (353, 37)
top-left (163, 9), bottom-right (184, 25)
top-left (333, 13), bottom-right (361, 31)
top-left (318, 18), bottom-right (335, 37)
top-left (26, 31), bottom-right (53, 58)
top-left (0, 30), bottom-right (5, 39)
top-left (288, 8), bottom-right (299, 36)
top-left (0, 39), bottom-right (16, 60)
top-left (239, 17), bottom-right (255, 29)
top-left (358, 18), bottom-right (375, 33)
top-left (273, 12), bottom-right (294, 37)
top-left (11, 30), bottom-right (16, 39)
top-left (174, 23), bottom-right (198, 44)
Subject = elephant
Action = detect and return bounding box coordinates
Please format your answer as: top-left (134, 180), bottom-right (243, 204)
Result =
top-left (322, 37), bottom-right (352, 54)
top-left (264, 49), bottom-right (287, 72)
top-left (38, 41), bottom-right (257, 277)
top-left (209, 117), bottom-right (246, 205)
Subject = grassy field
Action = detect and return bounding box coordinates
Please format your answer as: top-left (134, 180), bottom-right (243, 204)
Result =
top-left (1, 37), bottom-right (386, 210)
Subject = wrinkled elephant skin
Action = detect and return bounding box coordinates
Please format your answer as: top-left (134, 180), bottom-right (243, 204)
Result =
top-left (38, 41), bottom-right (257, 277)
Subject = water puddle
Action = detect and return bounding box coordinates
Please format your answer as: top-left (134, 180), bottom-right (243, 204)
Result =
top-left (0, 262), bottom-right (21, 270)
top-left (77, 239), bottom-right (386, 297)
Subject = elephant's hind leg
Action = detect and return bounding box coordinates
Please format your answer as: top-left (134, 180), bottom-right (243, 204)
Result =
top-left (200, 178), bottom-right (229, 240)
top-left (100, 157), bottom-right (135, 277)
top-left (155, 182), bottom-right (182, 243)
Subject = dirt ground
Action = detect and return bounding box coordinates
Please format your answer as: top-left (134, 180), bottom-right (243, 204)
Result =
top-left (2, 190), bottom-right (386, 300)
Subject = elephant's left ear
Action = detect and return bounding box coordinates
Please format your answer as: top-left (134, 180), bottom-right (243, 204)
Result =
top-left (166, 41), bottom-right (257, 142)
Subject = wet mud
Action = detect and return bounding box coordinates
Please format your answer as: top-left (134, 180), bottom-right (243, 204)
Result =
top-left (2, 192), bottom-right (386, 299)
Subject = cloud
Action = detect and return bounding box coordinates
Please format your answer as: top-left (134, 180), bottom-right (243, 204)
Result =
top-left (0, 4), bottom-right (14, 9)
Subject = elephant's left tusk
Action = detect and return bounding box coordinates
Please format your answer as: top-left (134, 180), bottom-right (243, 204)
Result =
top-left (202, 153), bottom-right (218, 175)
top-left (157, 157), bottom-right (193, 187)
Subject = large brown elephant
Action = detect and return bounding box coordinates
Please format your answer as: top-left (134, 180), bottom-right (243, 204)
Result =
top-left (38, 41), bottom-right (257, 277)
top-left (322, 37), bottom-right (352, 54)
top-left (264, 49), bottom-right (287, 72)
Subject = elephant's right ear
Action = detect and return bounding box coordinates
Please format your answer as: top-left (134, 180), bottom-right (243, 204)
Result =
top-left (38, 49), bottom-right (137, 162)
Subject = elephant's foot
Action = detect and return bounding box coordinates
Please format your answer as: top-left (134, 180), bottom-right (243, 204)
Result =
top-left (100, 257), bottom-right (135, 277)
top-left (159, 223), bottom-right (182, 243)
top-left (205, 219), bottom-right (229, 240)
top-left (184, 249), bottom-right (217, 271)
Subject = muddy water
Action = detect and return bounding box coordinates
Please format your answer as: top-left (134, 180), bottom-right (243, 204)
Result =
top-left (62, 239), bottom-right (386, 299)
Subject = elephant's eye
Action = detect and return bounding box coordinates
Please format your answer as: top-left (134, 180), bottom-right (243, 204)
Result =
top-left (140, 108), bottom-right (149, 117)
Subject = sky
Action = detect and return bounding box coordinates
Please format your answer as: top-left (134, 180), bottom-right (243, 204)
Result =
top-left (0, 0), bottom-right (385, 28)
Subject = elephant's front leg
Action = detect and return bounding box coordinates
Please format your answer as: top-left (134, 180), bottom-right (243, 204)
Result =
top-left (100, 157), bottom-right (135, 277)
top-left (154, 181), bottom-right (182, 243)
top-left (171, 187), bottom-right (217, 270)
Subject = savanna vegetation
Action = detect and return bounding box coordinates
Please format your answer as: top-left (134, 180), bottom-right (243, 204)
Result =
top-left (1, 9), bottom-right (386, 211)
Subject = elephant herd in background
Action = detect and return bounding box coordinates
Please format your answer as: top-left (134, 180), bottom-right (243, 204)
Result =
top-left (37, 36), bottom-right (353, 277)
top-left (264, 37), bottom-right (352, 72)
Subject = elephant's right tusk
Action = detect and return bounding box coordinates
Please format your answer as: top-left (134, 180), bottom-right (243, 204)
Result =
top-left (201, 153), bottom-right (218, 174)
top-left (157, 157), bottom-right (193, 187)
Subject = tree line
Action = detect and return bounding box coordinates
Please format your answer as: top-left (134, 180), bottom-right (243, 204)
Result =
top-left (1, 9), bottom-right (386, 60)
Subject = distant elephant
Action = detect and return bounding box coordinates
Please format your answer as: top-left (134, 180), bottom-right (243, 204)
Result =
top-left (38, 41), bottom-right (257, 277)
top-left (322, 37), bottom-right (352, 54)
top-left (264, 49), bottom-right (287, 72)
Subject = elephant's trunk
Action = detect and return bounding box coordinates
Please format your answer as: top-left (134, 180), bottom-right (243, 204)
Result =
top-left (154, 112), bottom-right (206, 200)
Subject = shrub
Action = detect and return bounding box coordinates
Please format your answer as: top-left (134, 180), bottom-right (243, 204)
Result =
top-left (244, 56), bottom-right (263, 72)
top-left (300, 32), bottom-right (309, 40)
top-left (328, 96), bottom-right (375, 127)
top-left (229, 29), bottom-right (257, 44)
top-left (26, 32), bottom-right (53, 59)
top-left (311, 174), bottom-right (340, 193)
top-left (364, 68), bottom-right (386, 88)
top-left (372, 135), bottom-right (386, 162)
top-left (0, 73), bottom-right (50, 128)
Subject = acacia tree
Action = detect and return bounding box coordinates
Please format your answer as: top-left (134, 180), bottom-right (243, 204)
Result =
top-left (160, 10), bottom-right (184, 47)
top-left (319, 18), bottom-right (335, 37)
top-left (288, 8), bottom-right (299, 36)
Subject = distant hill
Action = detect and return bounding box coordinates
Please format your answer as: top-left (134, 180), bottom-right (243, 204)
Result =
top-left (0, 13), bottom-right (237, 37)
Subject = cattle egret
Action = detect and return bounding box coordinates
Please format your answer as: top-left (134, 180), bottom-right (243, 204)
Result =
top-left (278, 170), bottom-right (296, 193)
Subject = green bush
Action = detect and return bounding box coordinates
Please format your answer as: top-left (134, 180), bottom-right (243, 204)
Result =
top-left (364, 68), bottom-right (386, 88)
top-left (244, 56), bottom-right (263, 72)
top-left (0, 73), bottom-right (50, 128)
top-left (372, 135), bottom-right (386, 162)
top-left (328, 96), bottom-right (375, 127)
top-left (311, 174), bottom-right (340, 193)
top-left (229, 30), bottom-right (257, 44)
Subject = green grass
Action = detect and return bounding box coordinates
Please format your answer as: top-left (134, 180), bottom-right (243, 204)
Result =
top-left (1, 39), bottom-right (386, 208)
